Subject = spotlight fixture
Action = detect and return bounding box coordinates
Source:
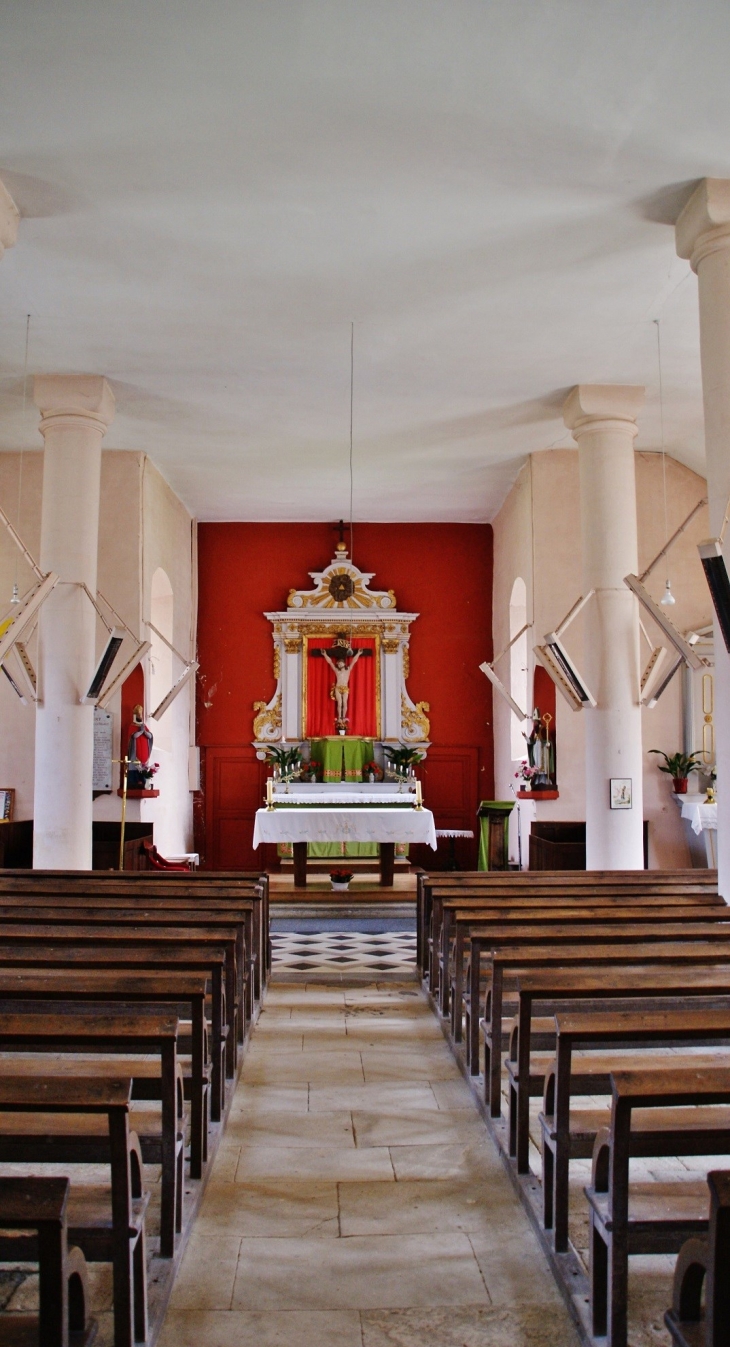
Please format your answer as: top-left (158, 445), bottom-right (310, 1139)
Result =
top-left (0, 572), bottom-right (59, 666)
top-left (478, 620), bottom-right (530, 722)
top-left (697, 538), bottom-right (730, 655)
top-left (96, 641), bottom-right (152, 711)
top-left (0, 661), bottom-right (26, 703)
top-left (532, 590), bottom-right (597, 712)
top-left (640, 643), bottom-right (669, 705)
top-left (623, 574), bottom-right (705, 670)
top-left (643, 654), bottom-right (684, 709)
top-left (534, 636), bottom-right (596, 711)
top-left (479, 661), bottom-right (527, 722)
top-left (81, 628), bottom-right (125, 704)
top-left (151, 661), bottom-right (199, 722)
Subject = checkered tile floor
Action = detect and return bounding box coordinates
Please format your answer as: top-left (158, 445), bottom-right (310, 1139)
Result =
top-left (270, 931), bottom-right (416, 975)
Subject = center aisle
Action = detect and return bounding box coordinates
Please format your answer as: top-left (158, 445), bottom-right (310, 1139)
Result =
top-left (160, 980), bottom-right (579, 1347)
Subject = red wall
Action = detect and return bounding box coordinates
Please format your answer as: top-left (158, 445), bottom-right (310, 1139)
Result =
top-left (195, 523), bottom-right (494, 869)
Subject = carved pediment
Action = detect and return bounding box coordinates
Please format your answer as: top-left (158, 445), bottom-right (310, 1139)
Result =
top-left (287, 543), bottom-right (396, 611)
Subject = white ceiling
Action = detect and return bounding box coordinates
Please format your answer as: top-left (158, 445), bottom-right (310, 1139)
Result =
top-left (0, 0), bottom-right (727, 522)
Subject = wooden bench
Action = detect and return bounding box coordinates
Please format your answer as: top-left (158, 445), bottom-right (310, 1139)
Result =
top-left (0, 905), bottom-right (251, 1039)
top-left (0, 921), bottom-right (236, 1088)
top-left (586, 1067), bottom-right (730, 1347)
top-left (0, 1074), bottom-right (148, 1347)
top-left (428, 888), bottom-right (724, 998)
top-left (0, 1175), bottom-right (94, 1347)
top-left (417, 870), bottom-right (719, 984)
top-left (0, 875), bottom-right (269, 1002)
top-left (0, 1008), bottom-right (179, 1262)
top-left (541, 1008), bottom-right (730, 1251)
top-left (458, 911), bottom-right (730, 1070)
top-left (0, 966), bottom-right (207, 1179)
top-left (0, 948), bottom-right (221, 1140)
top-left (479, 937), bottom-right (730, 1105)
top-left (509, 965), bottom-right (730, 1174)
top-left (466, 910), bottom-right (730, 1077)
top-left (665, 1168), bottom-right (730, 1347)
top-left (445, 903), bottom-right (730, 1028)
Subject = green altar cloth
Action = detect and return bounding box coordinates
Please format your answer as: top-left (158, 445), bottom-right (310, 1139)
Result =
top-left (309, 737), bottom-right (374, 783)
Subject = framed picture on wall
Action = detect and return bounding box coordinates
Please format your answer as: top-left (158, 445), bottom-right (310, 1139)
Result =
top-left (0, 789), bottom-right (15, 822)
top-left (609, 778), bottom-right (632, 810)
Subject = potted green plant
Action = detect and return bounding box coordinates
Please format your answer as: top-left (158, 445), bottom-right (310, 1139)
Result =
top-left (648, 749), bottom-right (703, 794)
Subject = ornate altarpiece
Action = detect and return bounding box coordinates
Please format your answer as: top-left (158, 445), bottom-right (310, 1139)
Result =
top-left (252, 543), bottom-right (431, 750)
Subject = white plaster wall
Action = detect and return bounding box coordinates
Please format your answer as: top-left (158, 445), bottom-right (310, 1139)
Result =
top-left (0, 453), bottom-right (43, 818)
top-left (492, 448), bottom-right (711, 868)
top-left (0, 450), bottom-right (194, 855)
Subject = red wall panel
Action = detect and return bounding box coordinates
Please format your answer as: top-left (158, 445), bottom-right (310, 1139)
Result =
top-left (195, 523), bottom-right (494, 869)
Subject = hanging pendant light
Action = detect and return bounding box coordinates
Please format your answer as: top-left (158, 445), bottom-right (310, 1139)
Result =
top-left (660, 578), bottom-right (676, 606)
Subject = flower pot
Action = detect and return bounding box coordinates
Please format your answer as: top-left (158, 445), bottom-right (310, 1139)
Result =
top-left (672, 777), bottom-right (689, 794)
top-left (330, 880), bottom-right (351, 892)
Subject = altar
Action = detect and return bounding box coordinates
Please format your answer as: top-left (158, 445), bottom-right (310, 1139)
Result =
top-left (249, 539), bottom-right (434, 882)
top-left (253, 779), bottom-right (437, 886)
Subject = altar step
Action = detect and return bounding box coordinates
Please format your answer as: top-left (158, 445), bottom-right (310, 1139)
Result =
top-left (271, 902), bottom-right (415, 922)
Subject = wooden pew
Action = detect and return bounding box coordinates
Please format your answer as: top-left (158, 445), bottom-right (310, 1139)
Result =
top-left (417, 870), bottom-right (720, 982)
top-left (0, 937), bottom-right (226, 1125)
top-left (451, 911), bottom-right (730, 1046)
top-left (0, 893), bottom-right (256, 1029)
top-left (0, 968), bottom-right (208, 1180)
top-left (427, 886), bottom-right (724, 997)
top-left (0, 1074), bottom-right (148, 1347)
top-left (541, 1008), bottom-right (730, 1251)
top-left (0, 921), bottom-right (236, 1090)
top-left (0, 874), bottom-right (269, 1001)
top-left (509, 965), bottom-right (730, 1174)
top-left (477, 934), bottom-right (730, 1099)
top-left (586, 1067), bottom-right (730, 1347)
top-left (444, 901), bottom-right (730, 1024)
top-left (466, 913), bottom-right (730, 1080)
top-left (665, 1169), bottom-right (730, 1347)
top-left (0, 1175), bottom-right (94, 1347)
top-left (0, 1008), bottom-right (179, 1262)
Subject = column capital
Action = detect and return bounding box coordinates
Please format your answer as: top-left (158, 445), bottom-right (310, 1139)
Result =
top-left (33, 375), bottom-right (115, 438)
top-left (676, 178), bottom-right (730, 270)
top-left (563, 384), bottom-right (644, 438)
top-left (0, 177), bottom-right (19, 260)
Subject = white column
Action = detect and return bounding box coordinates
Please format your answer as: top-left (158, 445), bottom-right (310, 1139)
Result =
top-left (676, 179), bottom-right (730, 896)
top-left (282, 638), bottom-right (301, 740)
top-left (0, 177), bottom-right (19, 260)
top-left (33, 376), bottom-right (115, 869)
top-left (564, 384), bottom-right (645, 870)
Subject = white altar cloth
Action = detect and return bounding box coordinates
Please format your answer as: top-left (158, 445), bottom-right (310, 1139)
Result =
top-left (253, 806), bottom-right (437, 849)
top-left (680, 800), bottom-right (718, 836)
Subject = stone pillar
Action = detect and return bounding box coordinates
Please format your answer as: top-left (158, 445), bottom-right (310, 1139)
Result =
top-left (563, 384), bottom-right (645, 870)
top-left (32, 376), bottom-right (115, 869)
top-left (676, 179), bottom-right (730, 896)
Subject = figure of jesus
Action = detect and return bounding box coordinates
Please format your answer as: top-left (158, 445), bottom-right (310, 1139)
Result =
top-left (322, 647), bottom-right (363, 724)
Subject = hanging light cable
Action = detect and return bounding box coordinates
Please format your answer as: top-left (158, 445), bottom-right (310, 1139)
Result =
top-left (348, 321), bottom-right (355, 649)
top-left (12, 314), bottom-right (31, 604)
top-left (655, 319), bottom-right (676, 606)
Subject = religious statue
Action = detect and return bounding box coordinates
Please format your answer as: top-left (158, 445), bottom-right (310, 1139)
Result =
top-left (322, 636), bottom-right (363, 731)
top-left (127, 703), bottom-right (154, 789)
top-left (524, 707), bottom-right (555, 789)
